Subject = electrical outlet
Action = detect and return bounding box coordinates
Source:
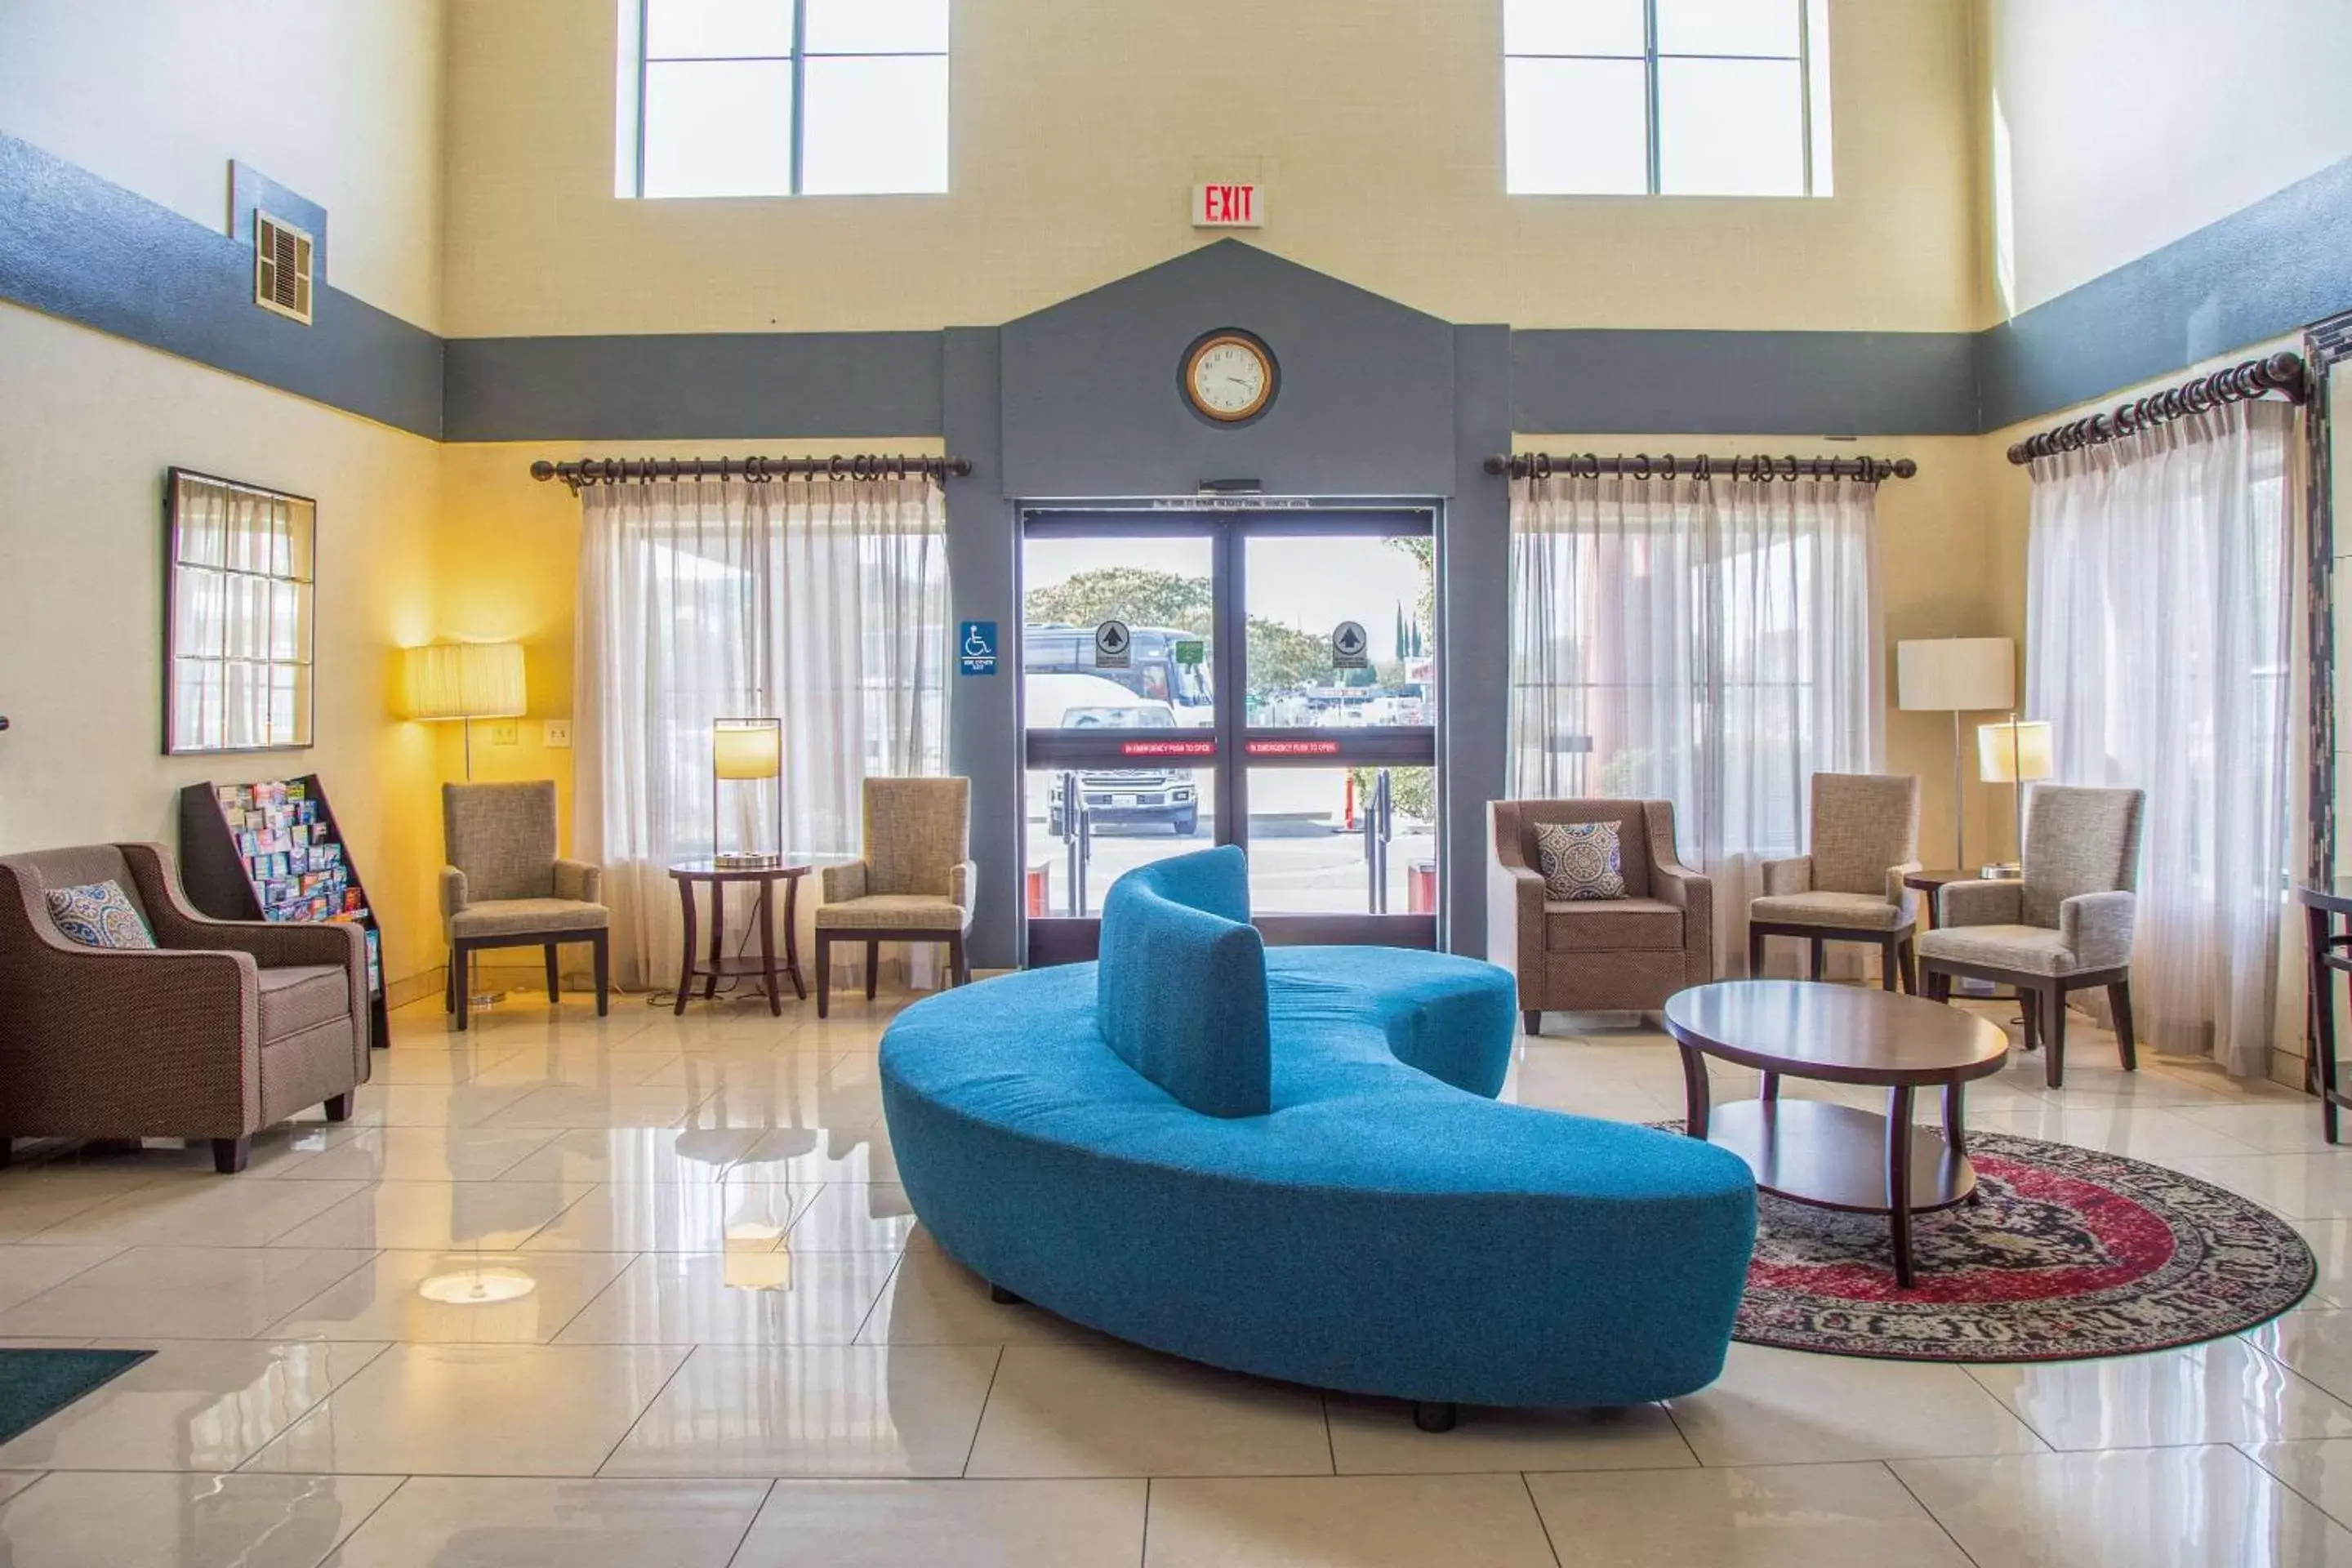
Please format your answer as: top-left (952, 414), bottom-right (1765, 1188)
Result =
top-left (492, 720), bottom-right (519, 746)
top-left (544, 719), bottom-right (572, 749)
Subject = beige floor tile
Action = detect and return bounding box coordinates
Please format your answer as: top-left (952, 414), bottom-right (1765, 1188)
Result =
top-left (786, 1181), bottom-right (919, 1251)
top-left (0, 1245), bottom-right (122, 1311)
top-left (1325, 1394), bottom-right (1695, 1474)
top-left (264, 1126), bottom-right (559, 1183)
top-left (268, 1180), bottom-right (594, 1250)
top-left (1895, 1445), bottom-right (2352, 1566)
top-left (2247, 1310), bottom-right (2352, 1404)
top-left (477, 1084), bottom-right (716, 1131)
top-left (855, 1248), bottom-right (1107, 1347)
top-left (551, 1249), bottom-right (896, 1344)
top-left (23, 1177), bottom-right (366, 1248)
top-left (965, 1342), bottom-right (1332, 1479)
top-left (1143, 1475), bottom-right (1557, 1568)
top-left (599, 1343), bottom-right (999, 1477)
top-left (320, 1477), bottom-right (769, 1568)
top-left (2299, 1223), bottom-right (2352, 1308)
top-left (1966, 1102), bottom-right (2271, 1160)
top-left (262, 1250), bottom-right (635, 1344)
top-left (520, 1179), bottom-right (814, 1252)
top-left (2180, 1155), bottom-right (2352, 1219)
top-left (0, 1471), bottom-right (401, 1568)
top-left (0, 1181), bottom-right (155, 1243)
top-left (343, 1083), bottom-right (539, 1129)
top-left (2172, 1102), bottom-right (2345, 1154)
top-left (1526, 1461), bottom-right (1973, 1566)
top-left (1967, 1338), bottom-right (2352, 1449)
top-left (2246, 1437), bottom-right (2352, 1531)
top-left (0, 1246), bottom-right (374, 1340)
top-left (464, 1049), bottom-right (687, 1092)
top-left (495, 1127), bottom-right (762, 1184)
top-left (244, 1343), bottom-right (688, 1477)
top-left (363, 1045), bottom-right (525, 1087)
top-left (0, 1339), bottom-right (385, 1472)
top-left (731, 1479), bottom-right (1145, 1567)
top-left (731, 1124), bottom-right (898, 1183)
top-left (1666, 1343), bottom-right (2048, 1465)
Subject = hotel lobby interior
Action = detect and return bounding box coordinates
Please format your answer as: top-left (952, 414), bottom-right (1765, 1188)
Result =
top-left (7, 2), bottom-right (2352, 1563)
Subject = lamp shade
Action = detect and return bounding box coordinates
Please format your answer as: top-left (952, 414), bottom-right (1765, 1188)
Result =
top-left (1897, 638), bottom-right (2015, 712)
top-left (1977, 719), bottom-right (2054, 783)
top-left (713, 718), bottom-right (782, 781)
top-left (401, 642), bottom-right (526, 721)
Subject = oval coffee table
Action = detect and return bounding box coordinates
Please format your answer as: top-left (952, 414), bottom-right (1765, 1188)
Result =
top-left (1662, 981), bottom-right (2010, 1289)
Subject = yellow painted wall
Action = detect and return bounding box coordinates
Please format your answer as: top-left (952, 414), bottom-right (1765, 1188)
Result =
top-left (0, 301), bottom-right (447, 987)
top-left (1515, 434), bottom-right (2016, 869)
top-left (0, 0), bottom-right (448, 329)
top-left (443, 0), bottom-right (1984, 336)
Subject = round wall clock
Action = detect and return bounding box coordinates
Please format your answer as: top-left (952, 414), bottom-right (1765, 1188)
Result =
top-left (1182, 329), bottom-right (1277, 424)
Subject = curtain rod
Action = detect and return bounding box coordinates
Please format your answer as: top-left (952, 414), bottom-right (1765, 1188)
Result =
top-left (1486, 452), bottom-right (1918, 482)
top-left (2007, 350), bottom-right (2309, 465)
top-left (528, 454), bottom-right (973, 492)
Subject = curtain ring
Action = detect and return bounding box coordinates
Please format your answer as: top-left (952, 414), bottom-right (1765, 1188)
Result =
top-left (1694, 454), bottom-right (1712, 482)
top-left (1632, 453), bottom-right (1651, 479)
top-left (1533, 452), bottom-right (1550, 482)
top-left (1660, 453), bottom-right (1677, 480)
top-left (828, 456), bottom-right (846, 480)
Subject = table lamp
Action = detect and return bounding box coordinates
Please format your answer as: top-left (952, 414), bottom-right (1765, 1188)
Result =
top-left (401, 641), bottom-right (526, 780)
top-left (1896, 638), bottom-right (2015, 869)
top-left (713, 717), bottom-right (783, 868)
top-left (1976, 716), bottom-right (2053, 878)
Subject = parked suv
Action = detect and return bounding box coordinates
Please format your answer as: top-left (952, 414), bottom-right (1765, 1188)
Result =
top-left (1029, 672), bottom-right (1200, 836)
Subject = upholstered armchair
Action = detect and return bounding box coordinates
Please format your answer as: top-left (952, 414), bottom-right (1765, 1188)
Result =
top-left (815, 777), bottom-right (974, 1017)
top-left (1748, 772), bottom-right (1922, 991)
top-left (1487, 799), bottom-right (1713, 1034)
top-left (0, 843), bottom-right (370, 1172)
top-left (441, 781), bottom-right (608, 1029)
top-left (1918, 784), bottom-right (2145, 1088)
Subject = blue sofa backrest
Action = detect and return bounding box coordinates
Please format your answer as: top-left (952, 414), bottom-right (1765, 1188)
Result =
top-left (1096, 846), bottom-right (1272, 1119)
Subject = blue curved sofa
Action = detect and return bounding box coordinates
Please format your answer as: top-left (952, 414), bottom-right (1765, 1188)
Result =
top-left (880, 847), bottom-right (1757, 1422)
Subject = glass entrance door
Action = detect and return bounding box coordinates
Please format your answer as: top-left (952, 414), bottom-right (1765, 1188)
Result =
top-left (1022, 510), bottom-right (1438, 963)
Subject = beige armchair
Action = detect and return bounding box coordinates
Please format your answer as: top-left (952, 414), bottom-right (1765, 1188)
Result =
top-left (1487, 799), bottom-right (1713, 1034)
top-left (816, 777), bottom-right (974, 1017)
top-left (1918, 784), bottom-right (2145, 1088)
top-left (1748, 772), bottom-right (1922, 991)
top-left (0, 843), bottom-right (370, 1172)
top-left (442, 781), bottom-right (608, 1029)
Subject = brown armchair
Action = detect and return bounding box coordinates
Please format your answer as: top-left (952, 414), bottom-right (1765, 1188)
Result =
top-left (0, 843), bottom-right (370, 1172)
top-left (1488, 800), bottom-right (1713, 1034)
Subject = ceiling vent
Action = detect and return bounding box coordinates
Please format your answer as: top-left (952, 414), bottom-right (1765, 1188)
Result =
top-left (253, 212), bottom-right (314, 324)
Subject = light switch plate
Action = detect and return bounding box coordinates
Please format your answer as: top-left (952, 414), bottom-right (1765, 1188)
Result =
top-left (544, 719), bottom-right (572, 749)
top-left (491, 720), bottom-right (520, 746)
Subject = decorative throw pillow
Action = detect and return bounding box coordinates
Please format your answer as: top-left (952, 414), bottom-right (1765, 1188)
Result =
top-left (42, 880), bottom-right (155, 950)
top-left (1535, 822), bottom-right (1627, 901)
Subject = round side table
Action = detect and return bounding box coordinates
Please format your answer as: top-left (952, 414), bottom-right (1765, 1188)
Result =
top-left (666, 860), bottom-right (810, 1017)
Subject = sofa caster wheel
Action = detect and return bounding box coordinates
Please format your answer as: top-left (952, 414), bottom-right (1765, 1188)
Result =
top-left (1413, 1401), bottom-right (1457, 1433)
top-left (988, 1283), bottom-right (1025, 1306)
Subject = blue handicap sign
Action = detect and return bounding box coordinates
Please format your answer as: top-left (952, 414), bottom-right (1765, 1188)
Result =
top-left (959, 620), bottom-right (998, 675)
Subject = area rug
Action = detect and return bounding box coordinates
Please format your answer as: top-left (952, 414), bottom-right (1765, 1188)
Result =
top-left (0, 1349), bottom-right (152, 1444)
top-left (1713, 1130), bottom-right (2315, 1362)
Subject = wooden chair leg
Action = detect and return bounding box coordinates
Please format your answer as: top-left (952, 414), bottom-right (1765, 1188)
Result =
top-left (1523, 1010), bottom-right (1542, 1037)
top-left (454, 943), bottom-right (471, 1032)
top-left (1748, 925), bottom-right (1766, 979)
top-left (593, 931), bottom-right (610, 1017)
top-left (212, 1137), bottom-right (251, 1174)
top-left (323, 1094), bottom-right (353, 1123)
top-left (444, 954), bottom-right (457, 1014)
top-left (2044, 983), bottom-right (2068, 1089)
top-left (1879, 937), bottom-right (1899, 991)
top-left (2109, 979), bottom-right (2137, 1071)
top-left (2019, 985), bottom-right (2041, 1054)
top-left (947, 933), bottom-right (970, 987)
top-left (1897, 938), bottom-right (1918, 996)
top-left (544, 942), bottom-right (561, 1002)
top-left (1808, 938), bottom-right (1825, 982)
top-left (816, 933), bottom-right (833, 1018)
top-left (866, 939), bottom-right (882, 1000)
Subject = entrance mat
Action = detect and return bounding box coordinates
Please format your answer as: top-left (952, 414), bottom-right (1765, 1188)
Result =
top-left (0, 1348), bottom-right (154, 1444)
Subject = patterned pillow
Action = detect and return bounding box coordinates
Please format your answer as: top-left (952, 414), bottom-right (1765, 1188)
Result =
top-left (42, 880), bottom-right (155, 950)
top-left (1535, 822), bottom-right (1627, 901)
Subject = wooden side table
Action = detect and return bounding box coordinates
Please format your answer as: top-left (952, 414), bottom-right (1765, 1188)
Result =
top-left (1902, 868), bottom-right (1977, 931)
top-left (667, 860), bottom-right (810, 1017)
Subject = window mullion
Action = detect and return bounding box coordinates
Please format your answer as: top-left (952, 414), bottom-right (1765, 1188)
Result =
top-left (1797, 0), bottom-right (1815, 195)
top-left (790, 0), bottom-right (808, 195)
top-left (635, 0), bottom-right (652, 197)
top-left (1643, 0), bottom-right (1663, 194)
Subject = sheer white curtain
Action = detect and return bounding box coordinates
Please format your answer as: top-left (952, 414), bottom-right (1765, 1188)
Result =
top-left (2025, 399), bottom-right (2300, 1076)
top-left (1508, 472), bottom-right (1882, 973)
top-left (575, 476), bottom-right (950, 988)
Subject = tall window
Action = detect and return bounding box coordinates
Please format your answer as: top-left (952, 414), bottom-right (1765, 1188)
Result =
top-left (165, 470), bottom-right (315, 755)
top-left (621, 0), bottom-right (949, 198)
top-left (1505, 0), bottom-right (1831, 197)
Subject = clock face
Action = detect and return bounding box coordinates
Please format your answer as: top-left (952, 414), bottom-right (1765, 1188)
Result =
top-left (1184, 333), bottom-right (1275, 422)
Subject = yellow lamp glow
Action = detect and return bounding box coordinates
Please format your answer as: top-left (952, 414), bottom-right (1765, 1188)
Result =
top-left (399, 641), bottom-right (526, 780)
top-left (712, 716), bottom-right (784, 865)
top-left (1976, 716), bottom-right (2054, 875)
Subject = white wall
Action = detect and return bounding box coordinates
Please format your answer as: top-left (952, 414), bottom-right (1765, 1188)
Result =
top-left (1989, 0), bottom-right (2352, 317)
top-left (0, 0), bottom-right (448, 330)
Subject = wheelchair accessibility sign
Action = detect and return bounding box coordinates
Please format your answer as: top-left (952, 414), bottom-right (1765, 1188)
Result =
top-left (959, 621), bottom-right (998, 675)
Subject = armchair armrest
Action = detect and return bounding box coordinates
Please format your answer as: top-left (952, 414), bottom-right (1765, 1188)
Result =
top-left (118, 843), bottom-right (361, 971)
top-left (820, 861), bottom-right (871, 904)
top-left (1486, 806), bottom-right (1547, 980)
top-left (440, 866), bottom-right (469, 925)
top-left (1939, 878), bottom-right (2022, 928)
top-left (949, 859), bottom-right (978, 911)
top-left (2060, 890), bottom-right (2136, 971)
top-left (1887, 860), bottom-right (1923, 924)
top-left (1762, 856), bottom-right (1812, 897)
top-left (553, 858), bottom-right (604, 905)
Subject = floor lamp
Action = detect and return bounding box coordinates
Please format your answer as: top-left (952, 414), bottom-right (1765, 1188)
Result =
top-left (1895, 638), bottom-right (2015, 870)
top-left (401, 641), bottom-right (527, 781)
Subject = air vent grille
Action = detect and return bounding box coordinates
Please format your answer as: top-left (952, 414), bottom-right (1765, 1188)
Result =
top-left (253, 212), bottom-right (314, 324)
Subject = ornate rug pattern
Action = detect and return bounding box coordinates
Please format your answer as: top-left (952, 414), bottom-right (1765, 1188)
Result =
top-left (1723, 1130), bottom-right (2315, 1361)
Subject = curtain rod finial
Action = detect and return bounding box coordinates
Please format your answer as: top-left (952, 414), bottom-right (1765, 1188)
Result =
top-left (528, 461), bottom-right (555, 482)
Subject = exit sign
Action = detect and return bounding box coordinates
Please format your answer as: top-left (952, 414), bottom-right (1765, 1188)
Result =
top-left (1192, 183), bottom-right (1263, 228)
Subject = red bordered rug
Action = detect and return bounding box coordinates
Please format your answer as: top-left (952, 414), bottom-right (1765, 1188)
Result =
top-left (1722, 1130), bottom-right (2315, 1362)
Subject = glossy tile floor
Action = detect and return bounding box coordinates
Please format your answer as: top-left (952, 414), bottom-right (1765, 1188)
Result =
top-left (0, 983), bottom-right (2345, 1564)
